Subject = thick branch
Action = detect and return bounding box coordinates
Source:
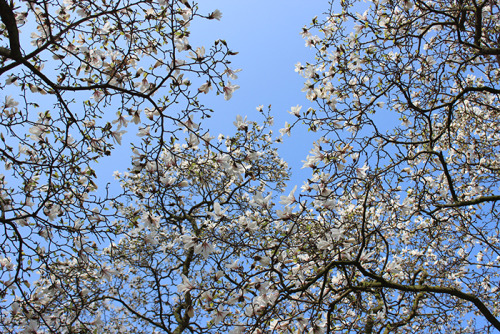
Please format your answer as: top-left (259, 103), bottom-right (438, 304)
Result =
top-left (437, 151), bottom-right (459, 202)
top-left (0, 0), bottom-right (21, 58)
top-left (436, 195), bottom-right (500, 208)
top-left (473, 0), bottom-right (483, 46)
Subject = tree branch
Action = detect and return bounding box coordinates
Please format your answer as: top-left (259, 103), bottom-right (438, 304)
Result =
top-left (436, 195), bottom-right (500, 208)
top-left (0, 0), bottom-right (22, 58)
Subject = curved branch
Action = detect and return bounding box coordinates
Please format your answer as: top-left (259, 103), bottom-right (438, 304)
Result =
top-left (355, 264), bottom-right (500, 331)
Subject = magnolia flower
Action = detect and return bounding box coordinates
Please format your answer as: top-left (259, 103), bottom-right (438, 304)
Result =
top-left (276, 206), bottom-right (295, 219)
top-left (402, 0), bottom-right (414, 10)
top-left (100, 265), bottom-right (118, 281)
top-left (11, 300), bottom-right (20, 314)
top-left (178, 180), bottom-right (189, 187)
top-left (92, 89), bottom-right (104, 102)
top-left (188, 133), bottom-right (200, 147)
top-left (46, 204), bottom-right (61, 221)
top-left (90, 311), bottom-right (104, 329)
top-left (137, 126), bottom-right (150, 137)
top-left (111, 130), bottom-right (126, 145)
top-left (289, 105), bottom-right (302, 117)
top-left (175, 37), bottom-right (190, 52)
top-left (317, 239), bottom-right (331, 250)
top-left (356, 9), bottom-right (368, 21)
top-left (208, 202), bottom-right (226, 220)
top-left (251, 192), bottom-right (272, 208)
top-left (233, 115), bottom-right (248, 131)
top-left (214, 153), bottom-right (231, 169)
top-left (301, 181), bottom-right (312, 192)
top-left (306, 89), bottom-right (318, 101)
top-left (300, 27), bottom-right (311, 38)
top-left (83, 119), bottom-right (96, 128)
top-left (295, 62), bottom-right (305, 74)
top-left (279, 185), bottom-right (297, 206)
top-left (359, 250), bottom-right (375, 262)
top-left (256, 255), bottom-right (271, 266)
top-left (134, 77), bottom-right (150, 92)
top-left (223, 82), bottom-right (239, 100)
top-left (305, 35), bottom-right (321, 47)
top-left (279, 122), bottom-right (292, 137)
top-left (177, 275), bottom-right (195, 294)
top-left (141, 212), bottom-right (161, 230)
top-left (356, 164), bottom-right (369, 178)
top-left (76, 7), bottom-right (88, 17)
top-left (209, 9), bottom-right (223, 20)
top-left (144, 107), bottom-right (160, 119)
top-left (245, 151), bottom-right (262, 161)
top-left (30, 32), bottom-right (42, 47)
top-left (243, 218), bottom-right (259, 232)
top-left (130, 109), bottom-right (141, 124)
top-left (226, 259), bottom-right (239, 270)
top-left (5, 75), bottom-right (18, 85)
top-left (224, 68), bottom-right (242, 80)
top-left (112, 112), bottom-right (128, 129)
top-left (0, 257), bottom-right (14, 270)
top-left (212, 307), bottom-right (229, 325)
top-left (330, 228), bottom-right (344, 241)
top-left (29, 125), bottom-right (46, 142)
top-left (189, 46), bottom-right (205, 61)
top-left (100, 21), bottom-right (113, 35)
top-left (401, 117), bottom-right (412, 127)
top-left (4, 96), bottom-right (19, 110)
top-left (201, 290), bottom-right (214, 303)
top-left (302, 155), bottom-right (319, 169)
top-left (183, 115), bottom-right (199, 131)
top-left (194, 241), bottom-right (215, 259)
top-left (386, 261), bottom-right (402, 275)
top-left (144, 232), bottom-right (159, 245)
top-left (202, 132), bottom-right (215, 144)
top-left (476, 251), bottom-right (484, 263)
top-left (160, 176), bottom-right (175, 186)
top-left (180, 8), bottom-right (192, 21)
top-left (198, 81), bottom-right (212, 94)
top-left (161, 151), bottom-right (176, 167)
top-left (180, 234), bottom-right (197, 250)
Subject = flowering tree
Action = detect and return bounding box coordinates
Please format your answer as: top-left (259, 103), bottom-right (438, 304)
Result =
top-left (2, 0), bottom-right (500, 333)
top-left (278, 0), bottom-right (500, 332)
top-left (98, 113), bottom-right (292, 333)
top-left (0, 0), bottom-right (245, 332)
